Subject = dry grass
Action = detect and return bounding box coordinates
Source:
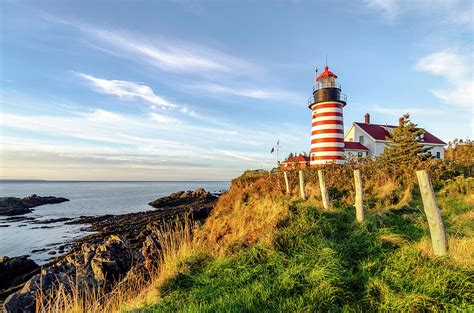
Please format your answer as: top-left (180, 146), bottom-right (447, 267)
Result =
top-left (416, 237), bottom-right (474, 270)
top-left (37, 218), bottom-right (198, 313)
top-left (196, 177), bottom-right (289, 254)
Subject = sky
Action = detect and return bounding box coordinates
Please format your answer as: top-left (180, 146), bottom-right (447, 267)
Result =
top-left (0, 0), bottom-right (472, 181)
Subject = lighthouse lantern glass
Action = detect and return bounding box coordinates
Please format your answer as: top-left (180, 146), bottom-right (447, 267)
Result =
top-left (320, 76), bottom-right (336, 88)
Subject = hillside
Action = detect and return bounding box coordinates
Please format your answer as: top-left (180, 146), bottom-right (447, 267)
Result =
top-left (129, 165), bottom-right (473, 312)
top-left (35, 159), bottom-right (474, 312)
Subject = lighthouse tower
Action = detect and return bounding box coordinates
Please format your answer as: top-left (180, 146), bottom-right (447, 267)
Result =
top-left (308, 66), bottom-right (347, 165)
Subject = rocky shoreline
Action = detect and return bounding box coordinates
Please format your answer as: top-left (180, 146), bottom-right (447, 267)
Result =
top-left (0, 195), bottom-right (69, 216)
top-left (0, 188), bottom-right (218, 312)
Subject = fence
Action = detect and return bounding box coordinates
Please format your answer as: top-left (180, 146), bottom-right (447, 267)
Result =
top-left (281, 169), bottom-right (447, 257)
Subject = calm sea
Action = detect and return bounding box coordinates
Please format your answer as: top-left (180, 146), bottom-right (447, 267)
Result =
top-left (0, 181), bottom-right (230, 264)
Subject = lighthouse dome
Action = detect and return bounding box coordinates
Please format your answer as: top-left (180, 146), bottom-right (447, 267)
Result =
top-left (316, 66), bottom-right (337, 82)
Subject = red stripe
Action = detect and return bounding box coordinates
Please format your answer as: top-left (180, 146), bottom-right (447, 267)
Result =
top-left (312, 120), bottom-right (343, 127)
top-left (311, 129), bottom-right (344, 135)
top-left (313, 112), bottom-right (343, 118)
top-left (313, 155), bottom-right (345, 160)
top-left (310, 103), bottom-right (342, 109)
top-left (311, 147), bottom-right (345, 152)
top-left (311, 138), bottom-right (344, 144)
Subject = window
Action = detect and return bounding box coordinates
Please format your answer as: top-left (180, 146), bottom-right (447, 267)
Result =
top-left (357, 152), bottom-right (363, 157)
top-left (436, 152), bottom-right (441, 158)
top-left (359, 135), bottom-right (364, 144)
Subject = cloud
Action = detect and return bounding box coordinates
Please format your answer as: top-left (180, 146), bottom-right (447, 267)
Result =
top-left (41, 14), bottom-right (256, 75)
top-left (364, 0), bottom-right (397, 20)
top-left (77, 73), bottom-right (178, 108)
top-left (149, 112), bottom-right (179, 124)
top-left (188, 82), bottom-right (303, 102)
top-left (415, 50), bottom-right (469, 80)
top-left (216, 150), bottom-right (258, 162)
top-left (363, 0), bottom-right (473, 27)
top-left (415, 49), bottom-right (473, 109)
top-left (86, 109), bottom-right (125, 122)
top-left (372, 105), bottom-right (443, 116)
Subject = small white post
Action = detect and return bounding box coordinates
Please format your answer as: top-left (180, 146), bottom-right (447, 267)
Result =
top-left (318, 170), bottom-right (330, 209)
top-left (299, 170), bottom-right (306, 200)
top-left (283, 172), bottom-right (290, 195)
top-left (416, 170), bottom-right (448, 256)
top-left (354, 170), bottom-right (364, 222)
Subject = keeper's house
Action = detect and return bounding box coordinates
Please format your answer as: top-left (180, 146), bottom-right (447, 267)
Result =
top-left (344, 113), bottom-right (446, 159)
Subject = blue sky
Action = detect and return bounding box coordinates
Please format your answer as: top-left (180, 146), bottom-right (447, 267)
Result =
top-left (0, 0), bottom-right (472, 180)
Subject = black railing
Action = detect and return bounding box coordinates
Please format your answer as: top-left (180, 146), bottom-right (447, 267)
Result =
top-left (308, 93), bottom-right (347, 105)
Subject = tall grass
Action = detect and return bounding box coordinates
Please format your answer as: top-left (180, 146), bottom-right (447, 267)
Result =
top-left (36, 218), bottom-right (197, 313)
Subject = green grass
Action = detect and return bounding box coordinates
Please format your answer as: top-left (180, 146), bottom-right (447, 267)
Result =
top-left (141, 197), bottom-right (473, 312)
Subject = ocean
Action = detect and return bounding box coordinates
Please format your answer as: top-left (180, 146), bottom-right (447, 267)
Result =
top-left (0, 181), bottom-right (230, 264)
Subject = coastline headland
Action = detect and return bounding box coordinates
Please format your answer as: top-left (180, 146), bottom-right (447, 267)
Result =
top-left (1, 188), bottom-right (217, 312)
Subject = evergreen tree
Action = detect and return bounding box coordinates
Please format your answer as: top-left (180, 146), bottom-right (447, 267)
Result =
top-left (378, 113), bottom-right (431, 179)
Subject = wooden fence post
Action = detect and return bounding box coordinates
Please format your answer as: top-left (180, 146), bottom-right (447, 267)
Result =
top-left (318, 170), bottom-right (330, 209)
top-left (416, 170), bottom-right (448, 256)
top-left (299, 170), bottom-right (306, 200)
top-left (283, 172), bottom-right (290, 195)
top-left (354, 170), bottom-right (364, 222)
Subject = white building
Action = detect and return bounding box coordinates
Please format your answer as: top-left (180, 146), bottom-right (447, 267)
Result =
top-left (343, 113), bottom-right (446, 159)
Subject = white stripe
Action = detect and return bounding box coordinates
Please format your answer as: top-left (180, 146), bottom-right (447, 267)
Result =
top-left (311, 133), bottom-right (344, 140)
top-left (313, 151), bottom-right (345, 157)
top-left (312, 115), bottom-right (343, 122)
top-left (311, 159), bottom-right (345, 165)
top-left (312, 124), bottom-right (344, 131)
top-left (310, 160), bottom-right (345, 165)
top-left (311, 142), bottom-right (345, 148)
top-left (312, 107), bottom-right (342, 114)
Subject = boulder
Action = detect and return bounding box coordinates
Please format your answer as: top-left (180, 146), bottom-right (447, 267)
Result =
top-left (0, 256), bottom-right (39, 291)
top-left (91, 235), bottom-right (133, 282)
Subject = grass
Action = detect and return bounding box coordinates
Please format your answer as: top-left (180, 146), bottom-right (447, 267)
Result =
top-left (140, 182), bottom-right (474, 312)
top-left (38, 173), bottom-right (474, 312)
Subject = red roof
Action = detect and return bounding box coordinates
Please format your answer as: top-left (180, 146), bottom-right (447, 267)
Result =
top-left (355, 123), bottom-right (446, 145)
top-left (316, 66), bottom-right (337, 81)
top-left (282, 155), bottom-right (309, 163)
top-left (344, 141), bottom-right (369, 150)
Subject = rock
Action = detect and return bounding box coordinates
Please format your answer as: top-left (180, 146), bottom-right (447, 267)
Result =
top-left (3, 235), bottom-right (134, 311)
top-left (0, 256), bottom-right (39, 290)
top-left (48, 251), bottom-right (57, 255)
top-left (2, 188), bottom-right (220, 311)
top-left (4, 216), bottom-right (35, 223)
top-left (0, 256), bottom-right (39, 304)
top-left (192, 187), bottom-right (208, 197)
top-left (32, 217), bottom-right (73, 225)
top-left (149, 188), bottom-right (215, 209)
top-left (0, 195), bottom-right (69, 216)
top-left (91, 235), bottom-right (133, 282)
top-left (141, 233), bottom-right (161, 271)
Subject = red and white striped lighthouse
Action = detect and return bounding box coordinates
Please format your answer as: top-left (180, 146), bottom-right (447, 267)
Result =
top-left (308, 66), bottom-right (347, 165)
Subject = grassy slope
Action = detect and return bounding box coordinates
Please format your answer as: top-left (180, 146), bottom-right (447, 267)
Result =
top-left (138, 176), bottom-right (474, 312)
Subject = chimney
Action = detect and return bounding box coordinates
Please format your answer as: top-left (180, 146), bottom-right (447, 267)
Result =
top-left (364, 113), bottom-right (370, 124)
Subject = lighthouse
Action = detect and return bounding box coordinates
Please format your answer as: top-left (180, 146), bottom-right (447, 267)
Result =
top-left (308, 66), bottom-right (347, 165)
